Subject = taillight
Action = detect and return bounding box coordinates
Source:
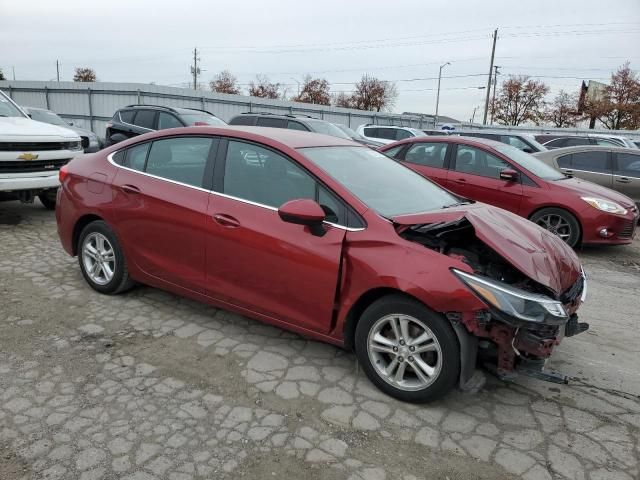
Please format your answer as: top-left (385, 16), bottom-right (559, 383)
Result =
top-left (59, 165), bottom-right (69, 183)
top-left (194, 121), bottom-right (209, 126)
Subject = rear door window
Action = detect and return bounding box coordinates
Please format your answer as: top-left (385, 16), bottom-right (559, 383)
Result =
top-left (125, 143), bottom-right (150, 171)
top-left (230, 115), bottom-right (256, 126)
top-left (133, 110), bottom-right (157, 130)
top-left (615, 153), bottom-right (640, 177)
top-left (377, 128), bottom-right (398, 140)
top-left (145, 137), bottom-right (213, 187)
top-left (404, 143), bottom-right (448, 168)
top-left (571, 151), bottom-right (610, 173)
top-left (256, 117), bottom-right (286, 128)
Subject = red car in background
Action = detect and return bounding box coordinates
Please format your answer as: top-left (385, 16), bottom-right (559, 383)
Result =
top-left (379, 136), bottom-right (638, 247)
top-left (57, 127), bottom-right (588, 402)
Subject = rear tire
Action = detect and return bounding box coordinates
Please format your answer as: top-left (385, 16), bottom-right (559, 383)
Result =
top-left (355, 294), bottom-right (460, 403)
top-left (38, 189), bottom-right (57, 210)
top-left (78, 220), bottom-right (134, 294)
top-left (530, 207), bottom-right (581, 247)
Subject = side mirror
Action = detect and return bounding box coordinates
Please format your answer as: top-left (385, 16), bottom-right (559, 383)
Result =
top-left (500, 168), bottom-right (519, 182)
top-left (68, 121), bottom-right (74, 126)
top-left (522, 147), bottom-right (534, 153)
top-left (278, 199), bottom-right (326, 237)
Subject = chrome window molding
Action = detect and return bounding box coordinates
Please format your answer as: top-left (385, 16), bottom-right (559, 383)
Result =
top-left (107, 151), bottom-right (365, 232)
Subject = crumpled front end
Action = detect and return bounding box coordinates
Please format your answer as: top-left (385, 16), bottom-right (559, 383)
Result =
top-left (396, 208), bottom-right (589, 383)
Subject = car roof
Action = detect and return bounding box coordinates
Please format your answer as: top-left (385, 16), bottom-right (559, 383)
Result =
top-left (533, 145), bottom-right (639, 157)
top-left (128, 126), bottom-right (359, 149)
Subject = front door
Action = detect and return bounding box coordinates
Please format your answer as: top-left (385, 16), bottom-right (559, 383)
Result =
top-left (444, 144), bottom-right (523, 214)
top-left (613, 151), bottom-right (640, 204)
top-left (111, 136), bottom-right (215, 292)
top-left (205, 139), bottom-right (346, 334)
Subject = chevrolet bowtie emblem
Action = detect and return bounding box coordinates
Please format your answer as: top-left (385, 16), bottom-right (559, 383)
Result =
top-left (18, 153), bottom-right (39, 161)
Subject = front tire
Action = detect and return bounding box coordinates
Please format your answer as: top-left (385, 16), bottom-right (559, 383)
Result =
top-left (38, 189), bottom-right (57, 210)
top-left (78, 220), bottom-right (134, 294)
top-left (355, 295), bottom-right (460, 403)
top-left (530, 208), bottom-right (581, 247)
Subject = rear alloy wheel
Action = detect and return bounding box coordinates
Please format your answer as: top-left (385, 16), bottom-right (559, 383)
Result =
top-left (355, 295), bottom-right (459, 403)
top-left (78, 220), bottom-right (134, 294)
top-left (530, 208), bottom-right (581, 247)
top-left (38, 189), bottom-right (57, 210)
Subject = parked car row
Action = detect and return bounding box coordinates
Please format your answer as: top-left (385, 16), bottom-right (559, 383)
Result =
top-left (56, 125), bottom-right (591, 403)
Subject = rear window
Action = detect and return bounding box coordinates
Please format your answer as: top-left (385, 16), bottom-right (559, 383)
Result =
top-left (133, 110), bottom-right (156, 129)
top-left (229, 115), bottom-right (256, 126)
top-left (256, 117), bottom-right (286, 128)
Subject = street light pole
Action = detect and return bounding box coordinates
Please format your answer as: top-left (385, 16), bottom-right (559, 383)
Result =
top-left (435, 62), bottom-right (450, 126)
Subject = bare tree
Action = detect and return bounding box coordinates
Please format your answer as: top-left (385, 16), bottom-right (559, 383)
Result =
top-left (584, 62), bottom-right (640, 130)
top-left (248, 75), bottom-right (281, 99)
top-left (333, 92), bottom-right (354, 108)
top-left (349, 75), bottom-right (398, 112)
top-left (545, 90), bottom-right (580, 128)
top-left (209, 70), bottom-right (241, 95)
top-left (292, 76), bottom-right (331, 105)
top-left (492, 76), bottom-right (549, 126)
top-left (73, 67), bottom-right (97, 82)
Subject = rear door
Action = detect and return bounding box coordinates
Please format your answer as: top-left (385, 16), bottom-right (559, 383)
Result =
top-left (112, 136), bottom-right (216, 292)
top-left (445, 144), bottom-right (523, 214)
top-left (400, 141), bottom-right (450, 187)
top-left (613, 151), bottom-right (640, 203)
top-left (562, 150), bottom-right (613, 188)
top-left (204, 139), bottom-right (346, 334)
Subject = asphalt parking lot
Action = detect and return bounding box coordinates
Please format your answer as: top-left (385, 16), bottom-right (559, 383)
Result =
top-left (0, 201), bottom-right (638, 480)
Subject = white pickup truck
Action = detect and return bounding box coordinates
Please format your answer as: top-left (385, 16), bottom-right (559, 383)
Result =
top-left (0, 89), bottom-right (82, 209)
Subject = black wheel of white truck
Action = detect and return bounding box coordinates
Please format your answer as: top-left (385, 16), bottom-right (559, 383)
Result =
top-left (38, 189), bottom-right (57, 210)
top-left (355, 295), bottom-right (459, 403)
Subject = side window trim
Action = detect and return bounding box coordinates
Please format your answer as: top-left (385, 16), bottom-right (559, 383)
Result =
top-left (212, 137), bottom-right (365, 229)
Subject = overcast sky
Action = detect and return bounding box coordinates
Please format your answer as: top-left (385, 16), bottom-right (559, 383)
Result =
top-left (1, 0), bottom-right (639, 121)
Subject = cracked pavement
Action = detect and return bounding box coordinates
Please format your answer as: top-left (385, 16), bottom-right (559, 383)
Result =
top-left (0, 201), bottom-right (639, 480)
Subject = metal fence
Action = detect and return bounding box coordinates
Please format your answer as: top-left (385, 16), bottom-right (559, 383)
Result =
top-left (0, 81), bottom-right (433, 139)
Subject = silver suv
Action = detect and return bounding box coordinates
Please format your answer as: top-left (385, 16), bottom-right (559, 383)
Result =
top-left (356, 125), bottom-right (427, 145)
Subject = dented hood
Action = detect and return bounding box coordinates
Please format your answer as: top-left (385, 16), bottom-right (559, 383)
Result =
top-left (393, 204), bottom-right (581, 295)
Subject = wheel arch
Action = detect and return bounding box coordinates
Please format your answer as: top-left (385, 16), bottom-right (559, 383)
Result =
top-left (72, 214), bottom-right (104, 255)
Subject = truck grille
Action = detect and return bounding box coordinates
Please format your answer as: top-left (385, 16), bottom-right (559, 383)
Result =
top-left (618, 219), bottom-right (636, 239)
top-left (0, 158), bottom-right (71, 174)
top-left (0, 141), bottom-right (79, 151)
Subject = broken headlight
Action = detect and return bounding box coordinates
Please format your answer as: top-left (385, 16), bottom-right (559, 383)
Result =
top-left (453, 269), bottom-right (568, 325)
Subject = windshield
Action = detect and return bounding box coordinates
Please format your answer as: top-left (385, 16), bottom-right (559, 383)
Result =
top-left (28, 108), bottom-right (68, 126)
top-left (301, 146), bottom-right (460, 217)
top-left (304, 120), bottom-right (351, 140)
top-left (494, 144), bottom-right (566, 180)
top-left (335, 124), bottom-right (361, 139)
top-left (0, 92), bottom-right (28, 118)
top-left (181, 113), bottom-right (226, 126)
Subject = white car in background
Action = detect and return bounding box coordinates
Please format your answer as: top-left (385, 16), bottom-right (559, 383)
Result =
top-left (0, 90), bottom-right (82, 209)
top-left (356, 124), bottom-right (427, 145)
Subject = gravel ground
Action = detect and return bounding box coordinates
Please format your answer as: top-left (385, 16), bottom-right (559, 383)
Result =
top-left (0, 200), bottom-right (638, 480)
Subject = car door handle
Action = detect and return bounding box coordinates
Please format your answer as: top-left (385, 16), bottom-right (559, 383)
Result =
top-left (615, 177), bottom-right (632, 183)
top-left (213, 214), bottom-right (240, 228)
top-left (121, 184), bottom-right (141, 194)
top-left (452, 177), bottom-right (467, 183)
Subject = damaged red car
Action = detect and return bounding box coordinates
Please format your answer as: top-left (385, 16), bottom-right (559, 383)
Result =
top-left (56, 127), bottom-right (588, 402)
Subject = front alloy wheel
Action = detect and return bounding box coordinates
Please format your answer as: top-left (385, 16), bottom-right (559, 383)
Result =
top-left (367, 314), bottom-right (443, 391)
top-left (355, 295), bottom-right (459, 403)
top-left (530, 207), bottom-right (581, 247)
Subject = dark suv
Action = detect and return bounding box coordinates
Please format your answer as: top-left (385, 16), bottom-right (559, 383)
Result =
top-left (228, 112), bottom-right (352, 140)
top-left (105, 105), bottom-right (226, 146)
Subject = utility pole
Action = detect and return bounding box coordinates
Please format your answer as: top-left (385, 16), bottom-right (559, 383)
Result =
top-left (435, 62), bottom-right (450, 126)
top-left (190, 48), bottom-right (201, 90)
top-left (471, 106), bottom-right (478, 126)
top-left (56, 60), bottom-right (60, 82)
top-left (482, 29), bottom-right (498, 125)
top-left (490, 65), bottom-right (500, 124)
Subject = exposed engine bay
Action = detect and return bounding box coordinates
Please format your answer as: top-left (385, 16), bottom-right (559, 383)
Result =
top-left (398, 217), bottom-right (589, 385)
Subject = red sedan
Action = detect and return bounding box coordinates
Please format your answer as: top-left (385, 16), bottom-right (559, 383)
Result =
top-left (57, 127), bottom-right (588, 402)
top-left (380, 136), bottom-right (638, 247)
